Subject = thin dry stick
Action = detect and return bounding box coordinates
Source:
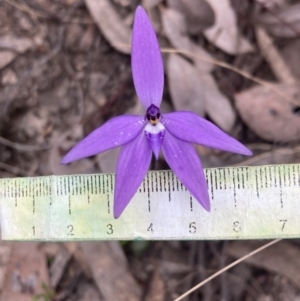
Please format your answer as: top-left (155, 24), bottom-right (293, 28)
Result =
top-left (3, 0), bottom-right (42, 19)
top-left (174, 239), bottom-right (281, 301)
top-left (0, 136), bottom-right (49, 152)
top-left (161, 48), bottom-right (299, 106)
top-left (255, 26), bottom-right (295, 85)
top-left (232, 145), bottom-right (300, 167)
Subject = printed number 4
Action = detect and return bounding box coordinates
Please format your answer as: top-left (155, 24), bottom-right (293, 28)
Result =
top-left (147, 223), bottom-right (154, 233)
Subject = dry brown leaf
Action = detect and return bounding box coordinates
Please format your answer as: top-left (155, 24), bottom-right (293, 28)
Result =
top-left (97, 148), bottom-right (119, 173)
top-left (258, 3), bottom-right (300, 38)
top-left (226, 241), bottom-right (300, 290)
top-left (48, 131), bottom-right (94, 175)
top-left (1, 243), bottom-right (49, 301)
top-left (84, 0), bottom-right (131, 54)
top-left (162, 8), bottom-right (235, 131)
top-left (167, 54), bottom-right (205, 116)
top-left (1, 69), bottom-right (17, 85)
top-left (0, 34), bottom-right (33, 53)
top-left (167, 0), bottom-right (215, 34)
top-left (235, 83), bottom-right (300, 142)
top-left (143, 0), bottom-right (163, 9)
top-left (0, 243), bottom-right (12, 291)
top-left (49, 246), bottom-right (71, 288)
top-left (145, 269), bottom-right (165, 301)
top-left (202, 73), bottom-right (236, 132)
top-left (0, 51), bottom-right (16, 69)
top-left (77, 283), bottom-right (102, 301)
top-left (204, 0), bottom-right (254, 55)
top-left (161, 7), bottom-right (214, 73)
top-left (282, 39), bottom-right (300, 80)
top-left (80, 241), bottom-right (142, 301)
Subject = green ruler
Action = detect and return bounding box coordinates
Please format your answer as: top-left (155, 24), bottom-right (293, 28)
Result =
top-left (0, 164), bottom-right (300, 241)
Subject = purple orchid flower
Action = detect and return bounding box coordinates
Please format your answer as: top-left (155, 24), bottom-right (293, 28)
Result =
top-left (61, 6), bottom-right (252, 219)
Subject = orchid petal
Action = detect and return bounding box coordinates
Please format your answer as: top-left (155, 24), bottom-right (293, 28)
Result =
top-left (114, 132), bottom-right (152, 218)
top-left (61, 115), bottom-right (146, 164)
top-left (132, 6), bottom-right (164, 109)
top-left (162, 112), bottom-right (252, 156)
top-left (162, 131), bottom-right (210, 211)
top-left (145, 130), bottom-right (165, 159)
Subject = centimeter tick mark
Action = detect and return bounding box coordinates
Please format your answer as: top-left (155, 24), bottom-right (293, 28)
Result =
top-left (278, 167), bottom-right (283, 208)
top-left (255, 170), bottom-right (259, 199)
top-left (233, 169), bottom-right (237, 208)
top-left (190, 196), bottom-right (193, 212)
top-left (69, 196), bottom-right (71, 215)
top-left (147, 173), bottom-right (151, 212)
top-left (210, 170), bottom-right (214, 201)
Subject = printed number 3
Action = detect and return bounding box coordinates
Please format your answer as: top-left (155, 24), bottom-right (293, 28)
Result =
top-left (107, 224), bottom-right (113, 234)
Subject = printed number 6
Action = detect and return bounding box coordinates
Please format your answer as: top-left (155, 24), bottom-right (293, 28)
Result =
top-left (233, 221), bottom-right (241, 233)
top-left (189, 222), bottom-right (196, 234)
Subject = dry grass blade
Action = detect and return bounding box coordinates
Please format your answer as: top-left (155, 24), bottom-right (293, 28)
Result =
top-left (174, 239), bottom-right (281, 301)
top-left (256, 26), bottom-right (295, 85)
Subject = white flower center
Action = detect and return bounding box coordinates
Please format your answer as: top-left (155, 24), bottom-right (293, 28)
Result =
top-left (144, 121), bottom-right (165, 134)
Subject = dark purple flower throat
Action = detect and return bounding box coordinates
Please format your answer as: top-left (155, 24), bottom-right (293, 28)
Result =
top-left (146, 104), bottom-right (161, 125)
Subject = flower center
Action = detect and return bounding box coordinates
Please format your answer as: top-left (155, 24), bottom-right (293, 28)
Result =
top-left (146, 104), bottom-right (160, 125)
top-left (144, 104), bottom-right (165, 159)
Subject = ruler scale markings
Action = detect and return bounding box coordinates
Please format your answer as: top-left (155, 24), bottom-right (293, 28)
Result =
top-left (159, 172), bottom-right (162, 192)
top-left (218, 168), bottom-right (223, 190)
top-left (147, 173), bottom-right (151, 212)
top-left (278, 166), bottom-right (283, 208)
top-left (214, 168), bottom-right (218, 190)
top-left (167, 171), bottom-right (171, 202)
top-left (241, 168), bottom-right (245, 189)
top-left (233, 168), bottom-right (237, 208)
top-left (237, 168), bottom-right (240, 189)
top-left (255, 170), bottom-right (259, 198)
top-left (1, 164), bottom-right (300, 240)
top-left (209, 170), bottom-right (214, 201)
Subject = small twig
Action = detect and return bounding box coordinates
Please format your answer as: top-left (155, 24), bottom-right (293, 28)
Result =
top-left (3, 0), bottom-right (42, 20)
top-left (4, 0), bottom-right (94, 24)
top-left (0, 161), bottom-right (32, 177)
top-left (255, 26), bottom-right (296, 85)
top-left (174, 239), bottom-right (281, 301)
top-left (0, 136), bottom-right (49, 152)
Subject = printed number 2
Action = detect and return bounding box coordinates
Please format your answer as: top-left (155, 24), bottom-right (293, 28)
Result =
top-left (67, 225), bottom-right (74, 236)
